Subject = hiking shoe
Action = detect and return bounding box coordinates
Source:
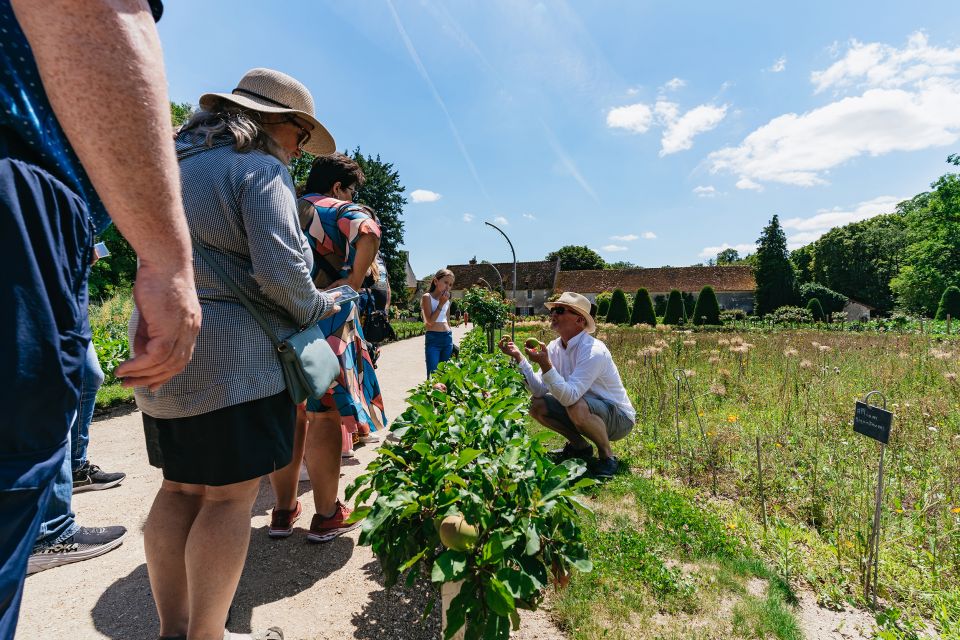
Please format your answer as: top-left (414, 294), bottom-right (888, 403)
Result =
top-left (27, 525), bottom-right (126, 574)
top-left (268, 501), bottom-right (302, 539)
top-left (72, 462), bottom-right (125, 493)
top-left (548, 442), bottom-right (594, 463)
top-left (306, 500), bottom-right (360, 543)
top-left (591, 456), bottom-right (619, 480)
top-left (357, 432), bottom-right (381, 444)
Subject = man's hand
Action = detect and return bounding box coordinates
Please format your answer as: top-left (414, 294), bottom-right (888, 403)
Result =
top-left (115, 263), bottom-right (201, 390)
top-left (497, 335), bottom-right (523, 363)
top-left (526, 341), bottom-right (552, 372)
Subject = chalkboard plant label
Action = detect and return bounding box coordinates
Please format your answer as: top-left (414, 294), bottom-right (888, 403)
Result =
top-left (853, 401), bottom-right (893, 444)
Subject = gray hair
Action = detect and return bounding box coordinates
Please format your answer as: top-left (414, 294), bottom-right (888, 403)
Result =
top-left (177, 101), bottom-right (285, 161)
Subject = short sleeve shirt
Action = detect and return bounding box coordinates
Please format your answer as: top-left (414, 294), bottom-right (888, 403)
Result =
top-left (0, 0), bottom-right (163, 233)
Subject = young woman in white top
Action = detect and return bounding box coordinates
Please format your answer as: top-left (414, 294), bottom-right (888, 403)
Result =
top-left (422, 268), bottom-right (455, 376)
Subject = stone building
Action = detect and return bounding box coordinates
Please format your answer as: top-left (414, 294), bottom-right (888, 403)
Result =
top-left (446, 258), bottom-right (561, 315)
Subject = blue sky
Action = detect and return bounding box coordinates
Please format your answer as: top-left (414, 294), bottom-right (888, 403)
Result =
top-left (157, 1), bottom-right (960, 279)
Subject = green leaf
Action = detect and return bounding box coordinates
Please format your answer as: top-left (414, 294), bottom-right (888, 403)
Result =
top-left (484, 577), bottom-right (516, 616)
top-left (412, 442), bottom-right (432, 457)
top-left (399, 548), bottom-right (427, 572)
top-left (456, 448), bottom-right (483, 469)
top-left (496, 567), bottom-right (539, 600)
top-left (524, 522), bottom-right (541, 556)
top-left (344, 505), bottom-right (370, 524)
top-left (431, 550), bottom-right (468, 583)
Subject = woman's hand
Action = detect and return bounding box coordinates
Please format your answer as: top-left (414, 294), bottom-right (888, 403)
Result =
top-left (319, 291), bottom-right (342, 319)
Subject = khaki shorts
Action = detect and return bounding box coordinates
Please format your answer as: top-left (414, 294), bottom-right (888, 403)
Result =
top-left (541, 393), bottom-right (634, 442)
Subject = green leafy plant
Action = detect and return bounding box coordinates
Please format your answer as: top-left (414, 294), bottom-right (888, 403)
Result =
top-left (347, 336), bottom-right (594, 639)
top-left (606, 288), bottom-right (630, 324)
top-left (692, 285), bottom-right (721, 325)
top-left (935, 285), bottom-right (960, 321)
top-left (663, 289), bottom-right (687, 325)
top-left (806, 297), bottom-right (826, 322)
top-left (630, 288), bottom-right (657, 327)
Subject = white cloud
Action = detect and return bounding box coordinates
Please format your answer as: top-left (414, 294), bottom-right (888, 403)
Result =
top-left (736, 178), bottom-right (763, 191)
top-left (522, 213), bottom-right (537, 220)
top-left (659, 103), bottom-right (728, 155)
top-left (626, 87), bottom-right (640, 96)
top-left (601, 244), bottom-right (628, 252)
top-left (641, 231), bottom-right (657, 239)
top-left (781, 195), bottom-right (902, 248)
top-left (610, 234), bottom-right (639, 242)
top-left (462, 213), bottom-right (474, 223)
top-left (693, 185), bottom-right (717, 197)
top-left (710, 33), bottom-right (960, 188)
top-left (663, 77), bottom-right (686, 91)
top-left (770, 56), bottom-right (787, 73)
top-left (410, 189), bottom-right (442, 203)
top-left (493, 216), bottom-right (509, 226)
top-left (699, 242), bottom-right (754, 259)
top-left (606, 103), bottom-right (654, 133)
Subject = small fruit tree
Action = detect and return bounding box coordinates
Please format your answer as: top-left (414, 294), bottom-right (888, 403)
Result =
top-left (460, 286), bottom-right (511, 352)
top-left (347, 330), bottom-right (594, 639)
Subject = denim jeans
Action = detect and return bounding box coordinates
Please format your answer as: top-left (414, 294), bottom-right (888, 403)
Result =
top-left (71, 341), bottom-right (104, 472)
top-left (425, 330), bottom-right (453, 377)
top-left (33, 426), bottom-right (79, 549)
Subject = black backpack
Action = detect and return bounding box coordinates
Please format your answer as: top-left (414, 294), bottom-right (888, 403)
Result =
top-left (361, 291), bottom-right (396, 344)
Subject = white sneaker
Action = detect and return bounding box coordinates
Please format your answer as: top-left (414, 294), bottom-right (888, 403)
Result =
top-left (341, 448), bottom-right (355, 459)
top-left (358, 432), bottom-right (381, 444)
top-left (299, 461), bottom-right (309, 482)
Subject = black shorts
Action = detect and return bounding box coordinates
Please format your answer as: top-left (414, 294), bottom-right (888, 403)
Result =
top-left (143, 391), bottom-right (296, 486)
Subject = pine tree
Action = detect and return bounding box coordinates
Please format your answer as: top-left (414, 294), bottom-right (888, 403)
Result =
top-left (754, 214), bottom-right (796, 315)
top-left (692, 286), bottom-right (721, 325)
top-left (606, 289), bottom-right (630, 324)
top-left (806, 298), bottom-right (825, 322)
top-left (597, 297), bottom-right (610, 317)
top-left (935, 286), bottom-right (960, 320)
top-left (663, 289), bottom-right (686, 325)
top-left (630, 288), bottom-right (657, 326)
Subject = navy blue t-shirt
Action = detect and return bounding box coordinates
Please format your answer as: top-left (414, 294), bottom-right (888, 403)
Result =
top-left (0, 0), bottom-right (163, 233)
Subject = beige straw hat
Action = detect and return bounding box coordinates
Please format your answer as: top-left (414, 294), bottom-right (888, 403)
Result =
top-left (199, 68), bottom-right (335, 156)
top-left (545, 292), bottom-right (597, 334)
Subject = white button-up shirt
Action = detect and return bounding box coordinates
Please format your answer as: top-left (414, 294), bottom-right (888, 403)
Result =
top-left (518, 331), bottom-right (635, 423)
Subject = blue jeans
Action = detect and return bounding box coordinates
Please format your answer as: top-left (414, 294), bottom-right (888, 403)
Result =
top-left (425, 330), bottom-right (453, 377)
top-left (72, 340), bottom-right (104, 472)
top-left (0, 157), bottom-right (91, 639)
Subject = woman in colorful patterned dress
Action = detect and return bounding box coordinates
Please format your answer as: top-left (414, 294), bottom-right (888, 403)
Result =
top-left (267, 153), bottom-right (386, 543)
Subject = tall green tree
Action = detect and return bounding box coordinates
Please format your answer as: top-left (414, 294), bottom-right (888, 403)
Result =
top-left (890, 174), bottom-right (960, 315)
top-left (545, 245), bottom-right (606, 270)
top-left (606, 260), bottom-right (639, 270)
top-left (171, 101), bottom-right (193, 127)
top-left (754, 215), bottom-right (796, 315)
top-left (606, 289), bottom-right (630, 324)
top-left (715, 248), bottom-right (741, 265)
top-left (630, 288), bottom-right (656, 326)
top-left (663, 289), bottom-right (686, 325)
top-left (691, 286), bottom-right (720, 325)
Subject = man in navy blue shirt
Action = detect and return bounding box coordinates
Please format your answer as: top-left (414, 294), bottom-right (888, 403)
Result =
top-left (0, 1), bottom-right (201, 637)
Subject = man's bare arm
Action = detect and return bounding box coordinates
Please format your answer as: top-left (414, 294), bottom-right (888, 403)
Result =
top-left (12, 0), bottom-right (201, 389)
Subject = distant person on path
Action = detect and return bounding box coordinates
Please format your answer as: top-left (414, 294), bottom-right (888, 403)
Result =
top-left (267, 154), bottom-right (386, 543)
top-left (498, 292), bottom-right (635, 480)
top-left (0, 1), bottom-right (201, 637)
top-left (134, 68), bottom-right (338, 640)
top-left (422, 268), bottom-right (456, 376)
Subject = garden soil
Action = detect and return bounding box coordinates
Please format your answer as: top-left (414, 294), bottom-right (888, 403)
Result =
top-left (15, 325), bottom-right (564, 640)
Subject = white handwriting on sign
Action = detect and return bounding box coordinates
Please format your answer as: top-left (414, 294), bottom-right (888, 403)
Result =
top-left (853, 402), bottom-right (892, 443)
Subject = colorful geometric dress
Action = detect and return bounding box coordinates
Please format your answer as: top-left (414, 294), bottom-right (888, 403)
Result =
top-left (299, 194), bottom-right (386, 449)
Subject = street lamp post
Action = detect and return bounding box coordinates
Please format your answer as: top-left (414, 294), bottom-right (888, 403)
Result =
top-left (479, 260), bottom-right (504, 293)
top-left (484, 221), bottom-right (516, 339)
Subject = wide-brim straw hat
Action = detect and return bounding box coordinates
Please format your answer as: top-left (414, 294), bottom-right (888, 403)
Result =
top-left (199, 68), bottom-right (335, 156)
top-left (545, 292), bottom-right (597, 334)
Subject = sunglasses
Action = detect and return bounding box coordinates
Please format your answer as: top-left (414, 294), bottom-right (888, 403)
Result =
top-left (284, 117), bottom-right (312, 150)
top-left (549, 306), bottom-right (582, 319)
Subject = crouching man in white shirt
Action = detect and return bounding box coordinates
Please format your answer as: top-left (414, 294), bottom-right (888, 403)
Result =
top-left (498, 292), bottom-right (635, 479)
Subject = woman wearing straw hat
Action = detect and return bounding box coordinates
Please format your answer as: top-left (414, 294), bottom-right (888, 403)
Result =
top-left (133, 68), bottom-right (339, 640)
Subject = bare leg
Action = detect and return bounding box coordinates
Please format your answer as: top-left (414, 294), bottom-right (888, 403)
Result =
top-left (529, 397), bottom-right (591, 449)
top-left (565, 400), bottom-right (613, 458)
top-left (303, 410), bottom-right (342, 517)
top-left (144, 481), bottom-right (203, 638)
top-left (268, 406), bottom-right (307, 511)
top-left (184, 478), bottom-right (260, 640)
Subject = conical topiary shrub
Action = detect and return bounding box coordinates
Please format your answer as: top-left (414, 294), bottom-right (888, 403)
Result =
top-left (597, 297), bottom-right (610, 318)
top-left (806, 297), bottom-right (825, 322)
top-left (606, 288), bottom-right (630, 324)
top-left (630, 288), bottom-right (657, 326)
top-left (663, 289), bottom-right (686, 325)
top-left (692, 285), bottom-right (721, 325)
top-left (935, 285), bottom-right (960, 320)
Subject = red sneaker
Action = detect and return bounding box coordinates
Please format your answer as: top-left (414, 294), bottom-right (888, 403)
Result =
top-left (268, 500), bottom-right (302, 539)
top-left (306, 500), bottom-right (360, 543)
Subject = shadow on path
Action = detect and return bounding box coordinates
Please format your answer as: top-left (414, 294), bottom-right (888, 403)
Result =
top-left (91, 563), bottom-right (159, 640)
top-left (350, 560), bottom-right (440, 640)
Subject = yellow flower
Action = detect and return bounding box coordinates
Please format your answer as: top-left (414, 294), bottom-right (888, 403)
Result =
top-left (775, 443), bottom-right (783, 448)
top-left (727, 522), bottom-right (737, 529)
top-left (844, 540), bottom-right (854, 548)
top-left (727, 415), bottom-right (738, 423)
top-left (698, 411), bottom-right (704, 416)
top-left (707, 431), bottom-right (715, 437)
top-left (952, 507), bottom-right (960, 514)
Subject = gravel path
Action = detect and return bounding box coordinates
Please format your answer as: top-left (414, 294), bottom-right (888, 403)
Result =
top-left (16, 325), bottom-right (565, 640)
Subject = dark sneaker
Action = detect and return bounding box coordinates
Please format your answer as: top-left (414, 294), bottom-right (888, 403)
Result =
top-left (72, 462), bottom-right (125, 494)
top-left (306, 500), bottom-right (360, 543)
top-left (591, 456), bottom-right (619, 480)
top-left (268, 501), bottom-right (302, 539)
top-left (549, 442), bottom-right (594, 463)
top-left (27, 525), bottom-right (126, 574)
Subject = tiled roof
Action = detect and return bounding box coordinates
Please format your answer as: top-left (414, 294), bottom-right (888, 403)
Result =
top-left (554, 266), bottom-right (756, 294)
top-left (447, 259), bottom-right (559, 291)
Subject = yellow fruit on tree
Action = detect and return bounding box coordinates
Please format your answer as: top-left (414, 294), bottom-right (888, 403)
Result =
top-left (438, 515), bottom-right (478, 551)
